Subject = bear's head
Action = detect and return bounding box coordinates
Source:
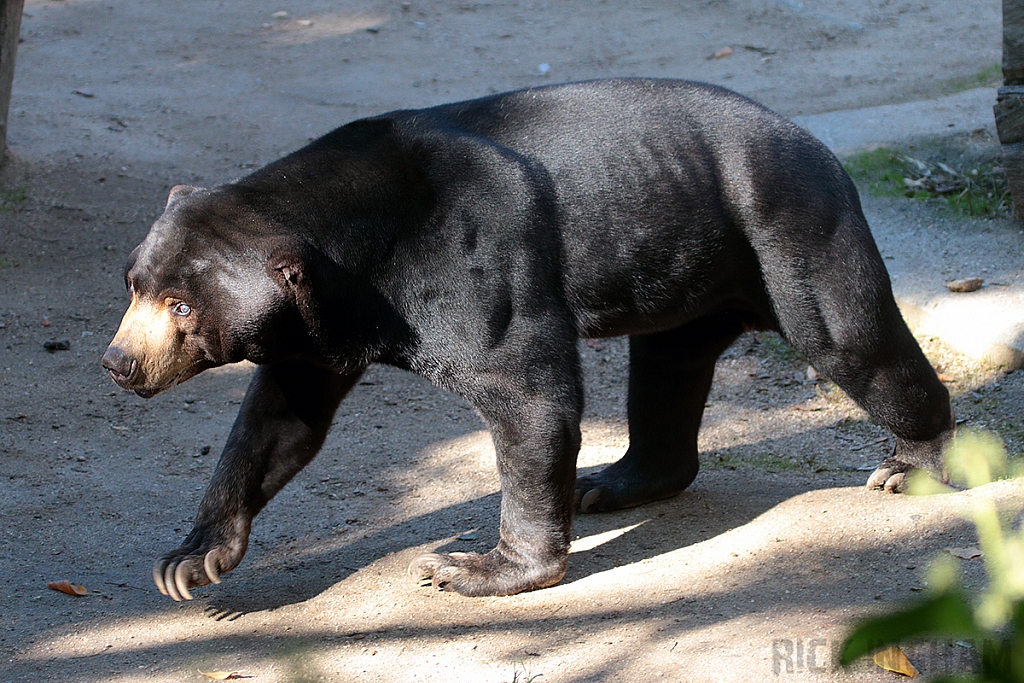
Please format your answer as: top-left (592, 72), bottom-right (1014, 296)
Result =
top-left (101, 184), bottom-right (314, 398)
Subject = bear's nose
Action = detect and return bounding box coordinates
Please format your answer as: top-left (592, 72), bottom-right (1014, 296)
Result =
top-left (102, 346), bottom-right (137, 383)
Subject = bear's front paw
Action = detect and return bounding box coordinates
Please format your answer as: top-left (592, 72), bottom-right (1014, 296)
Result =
top-left (865, 457), bottom-right (915, 493)
top-left (153, 527), bottom-right (247, 601)
top-left (407, 549), bottom-right (566, 597)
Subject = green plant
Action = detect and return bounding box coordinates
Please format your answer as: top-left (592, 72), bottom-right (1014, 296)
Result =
top-left (841, 430), bottom-right (1024, 681)
top-left (844, 148), bottom-right (909, 199)
top-left (941, 63), bottom-right (1004, 96)
top-left (758, 331), bottom-right (800, 362)
top-left (844, 143), bottom-right (1012, 217)
top-left (0, 185), bottom-right (27, 210)
top-left (510, 661), bottom-right (543, 683)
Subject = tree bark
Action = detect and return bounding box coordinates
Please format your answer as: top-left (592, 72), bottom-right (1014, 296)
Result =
top-left (999, 1), bottom-right (1024, 217)
top-left (0, 0), bottom-right (25, 161)
top-left (1004, 0), bottom-right (1024, 85)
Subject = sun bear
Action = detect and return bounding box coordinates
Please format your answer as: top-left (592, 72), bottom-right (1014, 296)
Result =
top-left (102, 79), bottom-right (952, 601)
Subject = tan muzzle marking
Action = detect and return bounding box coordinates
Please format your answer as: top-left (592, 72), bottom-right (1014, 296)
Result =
top-left (109, 296), bottom-right (192, 390)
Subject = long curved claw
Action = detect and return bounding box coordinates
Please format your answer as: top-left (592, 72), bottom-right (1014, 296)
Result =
top-left (579, 488), bottom-right (601, 513)
top-left (408, 553), bottom-right (442, 587)
top-left (866, 454), bottom-right (915, 493)
top-left (174, 562), bottom-right (194, 601)
top-left (409, 552), bottom-right (476, 591)
top-left (204, 549), bottom-right (222, 585)
top-left (153, 559), bottom-right (170, 596)
top-left (883, 471), bottom-right (908, 493)
top-left (164, 562), bottom-right (183, 602)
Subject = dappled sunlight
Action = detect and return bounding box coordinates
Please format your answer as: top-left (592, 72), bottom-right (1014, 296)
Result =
top-left (383, 429), bottom-right (497, 518)
top-left (18, 476), bottom-right (1022, 681)
top-left (699, 397), bottom-right (865, 449)
top-left (897, 286), bottom-right (1024, 367)
top-left (570, 521), bottom-right (647, 554)
top-left (575, 434), bottom-right (626, 469)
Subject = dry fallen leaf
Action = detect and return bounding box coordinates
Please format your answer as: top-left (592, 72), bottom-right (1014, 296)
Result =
top-left (48, 579), bottom-right (89, 596)
top-left (947, 547), bottom-right (983, 560)
top-left (945, 277), bottom-right (984, 293)
top-left (199, 671), bottom-right (242, 681)
top-left (711, 46), bottom-right (734, 59)
top-left (874, 646), bottom-right (918, 677)
top-left (937, 373), bottom-right (955, 383)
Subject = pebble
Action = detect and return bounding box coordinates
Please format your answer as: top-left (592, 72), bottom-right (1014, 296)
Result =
top-left (945, 277), bottom-right (984, 293)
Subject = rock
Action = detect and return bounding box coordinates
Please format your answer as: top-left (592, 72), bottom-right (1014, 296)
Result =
top-left (945, 277), bottom-right (984, 293)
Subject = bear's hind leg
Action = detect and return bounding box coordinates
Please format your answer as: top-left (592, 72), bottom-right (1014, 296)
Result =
top-left (576, 312), bottom-right (747, 513)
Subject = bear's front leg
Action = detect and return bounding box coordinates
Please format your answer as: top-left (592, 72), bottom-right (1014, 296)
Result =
top-left (154, 359), bottom-right (362, 601)
top-left (409, 367), bottom-right (583, 597)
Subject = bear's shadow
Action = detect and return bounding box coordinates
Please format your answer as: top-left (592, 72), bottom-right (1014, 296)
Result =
top-left (203, 442), bottom-right (859, 618)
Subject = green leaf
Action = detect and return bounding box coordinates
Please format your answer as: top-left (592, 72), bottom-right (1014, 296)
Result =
top-left (1013, 602), bottom-right (1024, 633)
top-left (841, 588), bottom-right (979, 665)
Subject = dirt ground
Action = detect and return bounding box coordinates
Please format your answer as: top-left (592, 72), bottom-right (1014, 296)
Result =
top-left (1, 1), bottom-right (1022, 681)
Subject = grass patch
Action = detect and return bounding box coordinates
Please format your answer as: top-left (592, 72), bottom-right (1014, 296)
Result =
top-left (711, 448), bottom-right (804, 472)
top-left (844, 134), bottom-right (1012, 217)
top-left (940, 61), bottom-right (1003, 95)
top-left (756, 331), bottom-right (801, 362)
top-left (843, 148), bottom-right (909, 198)
top-left (0, 185), bottom-right (28, 211)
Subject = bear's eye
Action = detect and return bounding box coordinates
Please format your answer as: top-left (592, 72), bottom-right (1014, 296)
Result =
top-left (172, 302), bottom-right (192, 317)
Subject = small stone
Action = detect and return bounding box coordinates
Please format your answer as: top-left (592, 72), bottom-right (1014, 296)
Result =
top-left (945, 277), bottom-right (983, 293)
top-left (271, 10), bottom-right (289, 18)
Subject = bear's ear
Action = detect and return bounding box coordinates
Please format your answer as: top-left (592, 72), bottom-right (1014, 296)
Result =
top-left (166, 184), bottom-right (202, 207)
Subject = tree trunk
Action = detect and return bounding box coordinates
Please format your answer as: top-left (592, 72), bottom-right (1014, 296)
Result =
top-left (997, 0), bottom-right (1024, 218)
top-left (0, 0), bottom-right (25, 162)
